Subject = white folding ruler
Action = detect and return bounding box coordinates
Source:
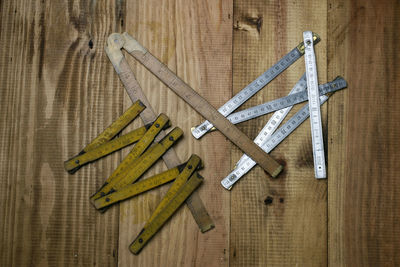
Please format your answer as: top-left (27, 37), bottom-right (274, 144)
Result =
top-left (303, 31), bottom-right (326, 178)
top-left (221, 77), bottom-right (347, 189)
top-left (191, 33), bottom-right (321, 139)
top-left (224, 76), bottom-right (346, 125)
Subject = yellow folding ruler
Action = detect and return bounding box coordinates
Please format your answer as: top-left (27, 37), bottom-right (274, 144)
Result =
top-left (90, 126), bottom-right (183, 204)
top-left (64, 100), bottom-right (147, 174)
top-left (93, 154), bottom-right (203, 254)
top-left (106, 33), bottom-right (214, 232)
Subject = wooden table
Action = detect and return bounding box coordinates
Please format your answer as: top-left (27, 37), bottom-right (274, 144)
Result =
top-left (1, 0), bottom-right (399, 266)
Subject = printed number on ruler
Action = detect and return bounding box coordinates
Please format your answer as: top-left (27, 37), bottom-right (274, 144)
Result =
top-left (221, 95), bottom-right (330, 189)
top-left (191, 35), bottom-right (320, 139)
top-left (234, 76), bottom-right (347, 166)
top-left (236, 74), bottom-right (307, 166)
top-left (226, 77), bottom-right (346, 125)
top-left (304, 31), bottom-right (326, 179)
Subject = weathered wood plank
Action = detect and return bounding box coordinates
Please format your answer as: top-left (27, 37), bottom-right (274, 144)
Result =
top-left (2, 0), bottom-right (400, 266)
top-left (327, 0), bottom-right (400, 265)
top-left (230, 1), bottom-right (328, 266)
top-left (117, 0), bottom-right (232, 266)
top-left (0, 0), bottom-right (124, 266)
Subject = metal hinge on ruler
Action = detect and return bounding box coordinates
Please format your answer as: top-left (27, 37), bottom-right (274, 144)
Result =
top-left (219, 32), bottom-right (348, 189)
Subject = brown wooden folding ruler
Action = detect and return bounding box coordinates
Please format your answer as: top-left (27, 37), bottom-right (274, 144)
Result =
top-left (106, 32), bottom-right (283, 178)
top-left (105, 34), bottom-right (214, 233)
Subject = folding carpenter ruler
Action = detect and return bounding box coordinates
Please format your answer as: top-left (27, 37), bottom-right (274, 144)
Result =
top-left (222, 76), bottom-right (346, 125)
top-left (221, 78), bottom-right (347, 189)
top-left (304, 31), bottom-right (326, 178)
top-left (64, 103), bottom-right (184, 193)
top-left (106, 33), bottom-right (214, 232)
top-left (93, 154), bottom-right (204, 255)
top-left (215, 31), bottom-right (348, 189)
top-left (191, 33), bottom-right (320, 138)
top-left (91, 126), bottom-right (183, 204)
top-left (64, 100), bottom-right (147, 174)
top-left (110, 32), bottom-right (282, 178)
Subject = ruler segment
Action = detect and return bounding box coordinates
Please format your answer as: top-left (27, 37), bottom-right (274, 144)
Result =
top-left (235, 76), bottom-right (347, 167)
top-left (64, 126), bottom-right (147, 173)
top-left (144, 154), bottom-right (202, 228)
top-left (94, 127), bottom-right (183, 198)
top-left (64, 100), bottom-right (146, 174)
top-left (303, 31), bottom-right (326, 179)
top-left (122, 32), bottom-right (283, 178)
top-left (221, 95), bottom-right (330, 189)
top-left (93, 167), bottom-right (182, 209)
top-left (90, 114), bottom-right (170, 202)
top-left (236, 74), bottom-right (307, 167)
top-left (129, 172), bottom-right (203, 255)
top-left (82, 100), bottom-right (145, 153)
top-left (227, 77), bottom-right (347, 125)
top-left (191, 34), bottom-right (321, 139)
top-left (106, 33), bottom-right (214, 233)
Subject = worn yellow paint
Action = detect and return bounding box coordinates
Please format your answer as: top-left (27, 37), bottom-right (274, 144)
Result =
top-left (94, 154), bottom-right (201, 211)
top-left (94, 167), bottom-right (181, 209)
top-left (144, 154), bottom-right (202, 228)
top-left (93, 127), bottom-right (183, 199)
top-left (129, 172), bottom-right (204, 255)
top-left (90, 113), bottom-right (171, 202)
top-left (64, 126), bottom-right (147, 173)
top-left (82, 100), bottom-right (145, 153)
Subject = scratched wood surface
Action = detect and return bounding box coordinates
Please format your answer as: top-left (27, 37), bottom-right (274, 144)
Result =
top-left (0, 0), bottom-right (399, 267)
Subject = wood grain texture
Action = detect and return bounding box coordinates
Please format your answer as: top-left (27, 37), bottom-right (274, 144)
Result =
top-left (327, 0), bottom-right (400, 265)
top-left (117, 0), bottom-right (232, 266)
top-left (0, 0), bottom-right (125, 266)
top-left (1, 0), bottom-right (400, 266)
top-left (230, 1), bottom-right (328, 266)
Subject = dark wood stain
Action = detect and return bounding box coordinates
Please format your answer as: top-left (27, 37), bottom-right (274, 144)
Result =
top-left (295, 137), bottom-right (314, 169)
top-left (38, 4), bottom-right (46, 81)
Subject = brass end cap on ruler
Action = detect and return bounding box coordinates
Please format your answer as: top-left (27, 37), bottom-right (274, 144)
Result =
top-left (271, 165), bottom-right (283, 178)
top-left (297, 32), bottom-right (321, 54)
